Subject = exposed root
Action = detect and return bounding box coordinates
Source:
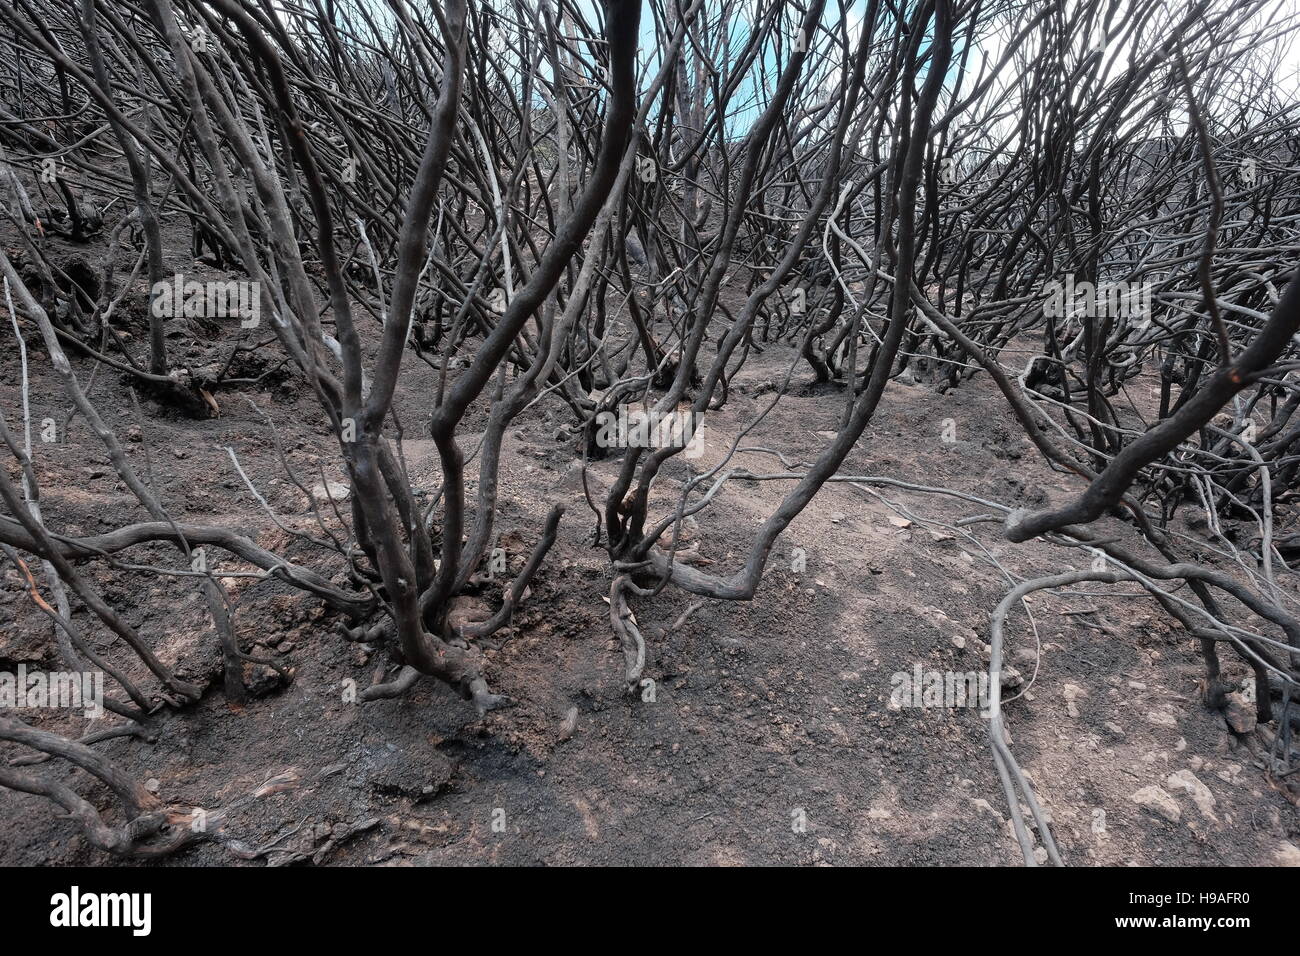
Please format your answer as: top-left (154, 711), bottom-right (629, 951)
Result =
top-left (610, 574), bottom-right (654, 692)
top-left (360, 664), bottom-right (421, 701)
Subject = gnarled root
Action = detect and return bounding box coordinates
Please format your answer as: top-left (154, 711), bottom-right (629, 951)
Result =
top-left (610, 574), bottom-right (654, 693)
top-left (361, 639), bottom-right (511, 715)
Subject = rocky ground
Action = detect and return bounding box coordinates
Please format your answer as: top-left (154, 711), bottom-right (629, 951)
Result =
top-left (1, 240), bottom-right (1298, 866)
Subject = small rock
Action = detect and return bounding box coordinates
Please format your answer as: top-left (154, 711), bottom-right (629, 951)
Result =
top-left (312, 480), bottom-right (351, 504)
top-left (1224, 692), bottom-right (1256, 734)
top-left (1130, 785), bottom-right (1181, 823)
top-left (1146, 709), bottom-right (1178, 729)
top-left (1275, 842), bottom-right (1300, 867)
top-left (1062, 682), bottom-right (1088, 718)
top-left (1166, 769), bottom-right (1217, 821)
top-left (1216, 763), bottom-right (1242, 784)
